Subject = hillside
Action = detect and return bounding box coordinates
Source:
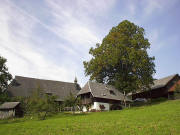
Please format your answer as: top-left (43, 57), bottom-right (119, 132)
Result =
top-left (0, 100), bottom-right (180, 135)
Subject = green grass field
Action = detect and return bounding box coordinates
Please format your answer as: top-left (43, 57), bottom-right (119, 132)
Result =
top-left (0, 100), bottom-right (180, 135)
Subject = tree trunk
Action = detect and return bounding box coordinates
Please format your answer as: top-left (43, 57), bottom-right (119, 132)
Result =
top-left (72, 106), bottom-right (75, 114)
top-left (124, 91), bottom-right (126, 108)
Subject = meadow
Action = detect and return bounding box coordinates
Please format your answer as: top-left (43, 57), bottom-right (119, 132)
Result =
top-left (0, 100), bottom-right (180, 135)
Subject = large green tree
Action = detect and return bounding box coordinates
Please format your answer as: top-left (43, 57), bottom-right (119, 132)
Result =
top-left (0, 56), bottom-right (12, 91)
top-left (0, 56), bottom-right (12, 103)
top-left (83, 20), bottom-right (155, 94)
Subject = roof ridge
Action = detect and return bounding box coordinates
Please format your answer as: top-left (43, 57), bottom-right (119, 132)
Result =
top-left (15, 75), bottom-right (75, 84)
top-left (156, 74), bottom-right (178, 81)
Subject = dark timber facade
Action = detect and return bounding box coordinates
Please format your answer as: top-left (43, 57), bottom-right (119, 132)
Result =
top-left (132, 74), bottom-right (180, 100)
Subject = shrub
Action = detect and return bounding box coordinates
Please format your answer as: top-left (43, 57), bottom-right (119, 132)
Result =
top-left (76, 97), bottom-right (83, 112)
top-left (151, 97), bottom-right (167, 102)
top-left (63, 92), bottom-right (77, 113)
top-left (110, 104), bottom-right (122, 110)
top-left (99, 104), bottom-right (105, 111)
top-left (84, 104), bottom-right (91, 112)
top-left (11, 96), bottom-right (28, 115)
top-left (27, 86), bottom-right (58, 120)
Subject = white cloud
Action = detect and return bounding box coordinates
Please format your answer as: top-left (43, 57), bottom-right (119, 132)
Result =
top-left (0, 0), bottom-right (117, 86)
top-left (147, 28), bottom-right (178, 55)
top-left (0, 0), bottom-right (179, 86)
top-left (45, 0), bottom-right (116, 54)
top-left (0, 1), bottom-right (76, 83)
top-left (142, 0), bottom-right (178, 16)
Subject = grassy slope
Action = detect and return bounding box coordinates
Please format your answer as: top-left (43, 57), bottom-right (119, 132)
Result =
top-left (0, 100), bottom-right (180, 135)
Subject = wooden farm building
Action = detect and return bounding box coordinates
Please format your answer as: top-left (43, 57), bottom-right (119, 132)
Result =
top-left (6, 76), bottom-right (81, 103)
top-left (0, 102), bottom-right (23, 119)
top-left (77, 81), bottom-right (132, 111)
top-left (132, 74), bottom-right (180, 100)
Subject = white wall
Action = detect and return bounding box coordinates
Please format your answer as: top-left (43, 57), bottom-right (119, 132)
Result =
top-left (82, 106), bottom-right (87, 112)
top-left (82, 102), bottom-right (110, 112)
top-left (93, 102), bottom-right (110, 111)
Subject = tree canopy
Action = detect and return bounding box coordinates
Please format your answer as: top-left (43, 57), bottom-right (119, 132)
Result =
top-left (0, 56), bottom-right (12, 103)
top-left (0, 56), bottom-right (12, 92)
top-left (83, 20), bottom-right (155, 93)
top-left (27, 86), bottom-right (58, 120)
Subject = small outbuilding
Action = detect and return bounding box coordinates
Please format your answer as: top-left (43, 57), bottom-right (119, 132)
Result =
top-left (0, 102), bottom-right (23, 119)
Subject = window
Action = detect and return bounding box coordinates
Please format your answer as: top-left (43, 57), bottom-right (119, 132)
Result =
top-left (12, 80), bottom-right (20, 86)
top-left (110, 90), bottom-right (116, 95)
top-left (46, 92), bottom-right (52, 96)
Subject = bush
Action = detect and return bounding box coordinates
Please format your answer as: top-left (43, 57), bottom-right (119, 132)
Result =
top-left (110, 104), bottom-right (123, 110)
top-left (84, 104), bottom-right (91, 112)
top-left (26, 86), bottom-right (59, 120)
top-left (0, 91), bottom-right (11, 104)
top-left (90, 109), bottom-right (96, 112)
top-left (11, 96), bottom-right (28, 115)
top-left (151, 97), bottom-right (167, 102)
top-left (99, 104), bottom-right (105, 111)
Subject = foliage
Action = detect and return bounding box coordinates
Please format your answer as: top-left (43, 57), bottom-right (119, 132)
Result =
top-left (83, 20), bottom-right (155, 93)
top-left (99, 104), bottom-right (105, 111)
top-left (0, 56), bottom-right (12, 103)
top-left (84, 104), bottom-right (91, 112)
top-left (27, 86), bottom-right (58, 120)
top-left (64, 92), bottom-right (77, 112)
top-left (110, 104), bottom-right (123, 110)
top-left (90, 109), bottom-right (97, 112)
top-left (76, 97), bottom-right (83, 112)
top-left (64, 95), bottom-right (84, 112)
top-left (11, 96), bottom-right (29, 114)
top-left (0, 91), bottom-right (11, 104)
top-left (0, 100), bottom-right (180, 135)
top-left (133, 97), bottom-right (167, 107)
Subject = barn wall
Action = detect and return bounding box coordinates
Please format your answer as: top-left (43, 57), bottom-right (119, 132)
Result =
top-left (0, 109), bottom-right (15, 119)
top-left (132, 87), bottom-right (168, 100)
top-left (169, 79), bottom-right (180, 92)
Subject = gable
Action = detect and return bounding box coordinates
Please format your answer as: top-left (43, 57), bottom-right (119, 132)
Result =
top-left (167, 75), bottom-right (180, 92)
top-left (151, 74), bottom-right (178, 90)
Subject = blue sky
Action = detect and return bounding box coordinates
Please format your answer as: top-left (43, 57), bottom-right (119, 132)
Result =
top-left (0, 0), bottom-right (180, 86)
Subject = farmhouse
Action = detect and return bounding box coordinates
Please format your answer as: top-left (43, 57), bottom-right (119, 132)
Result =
top-left (132, 74), bottom-right (180, 100)
top-left (77, 81), bottom-right (132, 111)
top-left (0, 102), bottom-right (23, 119)
top-left (6, 76), bottom-right (81, 103)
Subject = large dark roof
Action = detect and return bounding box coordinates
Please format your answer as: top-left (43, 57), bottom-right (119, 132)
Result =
top-left (78, 81), bottom-right (132, 102)
top-left (7, 76), bottom-right (80, 101)
top-left (151, 74), bottom-right (178, 90)
top-left (0, 102), bottom-right (20, 110)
